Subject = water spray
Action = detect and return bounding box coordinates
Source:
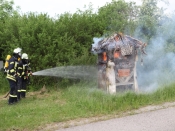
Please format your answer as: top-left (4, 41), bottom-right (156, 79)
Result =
top-left (32, 65), bottom-right (98, 80)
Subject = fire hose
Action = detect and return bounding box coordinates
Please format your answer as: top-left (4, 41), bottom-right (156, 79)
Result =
top-left (3, 91), bottom-right (10, 98)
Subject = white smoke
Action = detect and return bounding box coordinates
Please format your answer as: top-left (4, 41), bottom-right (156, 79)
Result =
top-left (136, 16), bottom-right (175, 92)
top-left (91, 37), bottom-right (104, 54)
top-left (91, 5), bottom-right (175, 93)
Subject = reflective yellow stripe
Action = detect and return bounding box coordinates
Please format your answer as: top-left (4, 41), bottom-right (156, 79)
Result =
top-left (17, 73), bottom-right (22, 77)
top-left (15, 62), bottom-right (18, 68)
top-left (21, 90), bottom-right (26, 92)
top-left (7, 74), bottom-right (15, 78)
top-left (10, 69), bottom-right (15, 73)
top-left (6, 75), bottom-right (16, 81)
top-left (9, 94), bottom-right (17, 97)
top-left (18, 67), bottom-right (23, 69)
top-left (17, 90), bottom-right (21, 92)
top-left (23, 65), bottom-right (25, 72)
top-left (10, 62), bottom-right (14, 64)
top-left (6, 77), bottom-right (16, 81)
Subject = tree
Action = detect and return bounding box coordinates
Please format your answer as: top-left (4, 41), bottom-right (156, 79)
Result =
top-left (134, 0), bottom-right (165, 41)
top-left (0, 0), bottom-right (17, 60)
top-left (0, 0), bottom-right (14, 21)
top-left (97, 0), bottom-right (138, 36)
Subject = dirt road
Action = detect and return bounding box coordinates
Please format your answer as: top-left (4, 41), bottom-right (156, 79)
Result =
top-left (55, 102), bottom-right (175, 131)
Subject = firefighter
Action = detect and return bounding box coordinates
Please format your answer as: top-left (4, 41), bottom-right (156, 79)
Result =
top-left (16, 56), bottom-right (23, 101)
top-left (6, 47), bottom-right (22, 104)
top-left (21, 53), bottom-right (32, 98)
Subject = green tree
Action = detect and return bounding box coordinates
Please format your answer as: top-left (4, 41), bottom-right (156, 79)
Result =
top-left (0, 0), bottom-right (16, 59)
top-left (0, 0), bottom-right (14, 21)
top-left (135, 0), bottom-right (165, 41)
top-left (98, 0), bottom-right (138, 36)
top-left (0, 6), bottom-right (103, 86)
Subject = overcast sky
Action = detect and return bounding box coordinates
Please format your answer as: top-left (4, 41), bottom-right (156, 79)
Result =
top-left (12, 0), bottom-right (175, 17)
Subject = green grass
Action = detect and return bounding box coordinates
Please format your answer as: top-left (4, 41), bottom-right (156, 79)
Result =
top-left (1, 83), bottom-right (175, 131)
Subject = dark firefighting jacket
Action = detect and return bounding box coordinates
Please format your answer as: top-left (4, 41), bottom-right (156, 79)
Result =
top-left (6, 56), bottom-right (18, 81)
top-left (16, 59), bottom-right (23, 78)
top-left (21, 62), bottom-right (32, 80)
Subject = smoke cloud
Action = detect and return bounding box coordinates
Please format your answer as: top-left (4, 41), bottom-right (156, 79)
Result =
top-left (136, 15), bottom-right (175, 92)
top-left (92, 15), bottom-right (175, 93)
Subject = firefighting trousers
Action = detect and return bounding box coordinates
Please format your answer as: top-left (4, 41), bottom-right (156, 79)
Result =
top-left (21, 79), bottom-right (27, 98)
top-left (17, 77), bottom-right (22, 100)
top-left (7, 79), bottom-right (17, 104)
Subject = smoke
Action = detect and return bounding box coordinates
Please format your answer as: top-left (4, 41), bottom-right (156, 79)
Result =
top-left (92, 21), bottom-right (175, 93)
top-left (32, 16), bottom-right (175, 93)
top-left (136, 15), bottom-right (175, 92)
top-left (91, 37), bottom-right (104, 54)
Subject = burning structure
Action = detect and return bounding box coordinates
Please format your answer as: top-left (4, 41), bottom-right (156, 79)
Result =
top-left (91, 33), bottom-right (147, 94)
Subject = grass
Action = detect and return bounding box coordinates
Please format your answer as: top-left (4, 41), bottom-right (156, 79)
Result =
top-left (1, 82), bottom-right (175, 131)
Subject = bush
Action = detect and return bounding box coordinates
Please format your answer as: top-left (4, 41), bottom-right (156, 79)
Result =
top-left (0, 72), bottom-right (9, 94)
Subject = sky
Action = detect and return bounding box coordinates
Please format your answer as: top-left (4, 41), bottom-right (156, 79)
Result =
top-left (12, 0), bottom-right (175, 18)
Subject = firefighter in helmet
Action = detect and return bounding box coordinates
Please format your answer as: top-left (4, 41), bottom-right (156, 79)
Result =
top-left (21, 53), bottom-right (32, 98)
top-left (16, 53), bottom-right (24, 101)
top-left (6, 47), bottom-right (22, 104)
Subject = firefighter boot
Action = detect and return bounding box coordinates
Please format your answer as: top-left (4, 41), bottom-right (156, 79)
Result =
top-left (14, 97), bottom-right (18, 103)
top-left (17, 92), bottom-right (21, 101)
top-left (21, 92), bottom-right (25, 98)
top-left (8, 97), bottom-right (14, 105)
top-left (23, 92), bottom-right (26, 98)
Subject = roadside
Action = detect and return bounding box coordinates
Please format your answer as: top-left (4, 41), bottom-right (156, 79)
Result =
top-left (38, 101), bottom-right (175, 131)
top-left (1, 89), bottom-right (175, 131)
top-left (56, 105), bottom-right (175, 131)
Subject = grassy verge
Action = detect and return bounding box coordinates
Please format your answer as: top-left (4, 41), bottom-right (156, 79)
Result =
top-left (1, 82), bottom-right (175, 130)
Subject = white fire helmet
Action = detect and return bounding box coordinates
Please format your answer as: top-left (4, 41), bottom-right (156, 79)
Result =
top-left (21, 53), bottom-right (28, 59)
top-left (13, 47), bottom-right (22, 56)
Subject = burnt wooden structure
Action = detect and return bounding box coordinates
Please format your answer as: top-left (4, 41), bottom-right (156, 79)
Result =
top-left (91, 33), bottom-right (146, 93)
